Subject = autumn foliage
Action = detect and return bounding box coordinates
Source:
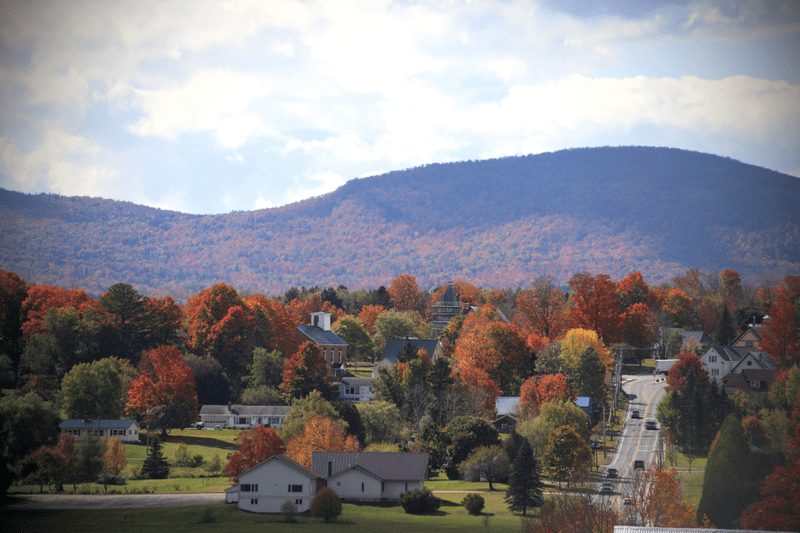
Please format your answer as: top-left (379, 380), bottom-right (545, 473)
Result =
top-left (665, 352), bottom-right (709, 393)
top-left (519, 374), bottom-right (575, 418)
top-left (286, 415), bottom-right (360, 469)
top-left (388, 274), bottom-right (423, 312)
top-left (126, 346), bottom-right (199, 427)
top-left (282, 342), bottom-right (335, 400)
top-left (760, 301), bottom-right (800, 370)
top-left (224, 425), bottom-right (286, 482)
top-left (20, 285), bottom-right (95, 340)
top-left (103, 436), bottom-right (127, 476)
top-left (621, 465), bottom-right (696, 528)
top-left (568, 272), bottom-right (622, 344)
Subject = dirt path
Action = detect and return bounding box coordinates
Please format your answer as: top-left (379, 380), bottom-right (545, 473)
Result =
top-left (3, 493), bottom-right (225, 510)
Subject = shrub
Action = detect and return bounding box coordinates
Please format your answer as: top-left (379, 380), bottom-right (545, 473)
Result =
top-left (310, 486), bottom-right (342, 523)
top-left (400, 487), bottom-right (442, 514)
top-left (192, 454), bottom-right (204, 467)
top-left (205, 453), bottom-right (222, 473)
top-left (199, 507), bottom-right (216, 523)
top-left (281, 500), bottom-right (298, 523)
top-left (173, 443), bottom-right (191, 465)
top-left (462, 493), bottom-right (485, 515)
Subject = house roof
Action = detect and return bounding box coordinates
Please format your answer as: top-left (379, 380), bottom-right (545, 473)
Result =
top-left (297, 324), bottom-right (348, 346)
top-left (705, 346), bottom-right (748, 362)
top-left (662, 328), bottom-right (712, 346)
top-left (730, 351), bottom-right (777, 373)
top-left (311, 451), bottom-right (429, 481)
top-left (495, 396), bottom-right (520, 416)
top-left (60, 419), bottom-right (138, 429)
top-left (491, 413), bottom-right (518, 424)
top-left (722, 369), bottom-right (775, 394)
top-left (380, 339), bottom-right (440, 365)
top-left (239, 453), bottom-right (320, 481)
top-left (733, 324), bottom-right (765, 344)
top-left (340, 377), bottom-right (374, 387)
top-left (575, 397), bottom-right (592, 408)
top-left (199, 405), bottom-right (292, 416)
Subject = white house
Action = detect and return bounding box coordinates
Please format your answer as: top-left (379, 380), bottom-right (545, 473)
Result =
top-left (701, 346), bottom-right (775, 385)
top-left (199, 404), bottom-right (292, 429)
top-left (233, 454), bottom-right (322, 513)
top-left (59, 419), bottom-right (140, 443)
top-left (311, 451), bottom-right (430, 501)
top-left (338, 377), bottom-right (375, 404)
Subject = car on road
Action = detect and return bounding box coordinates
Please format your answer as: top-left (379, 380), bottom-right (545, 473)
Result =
top-left (645, 420), bottom-right (658, 430)
top-left (631, 409), bottom-right (640, 419)
top-left (606, 468), bottom-right (618, 478)
top-left (634, 460), bottom-right (645, 470)
top-left (600, 482), bottom-right (614, 494)
top-left (624, 495), bottom-right (635, 505)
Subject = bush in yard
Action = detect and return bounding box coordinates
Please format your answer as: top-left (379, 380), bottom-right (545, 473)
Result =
top-left (310, 486), bottom-right (342, 523)
top-left (462, 493), bottom-right (485, 515)
top-left (400, 487), bottom-right (442, 514)
top-left (281, 500), bottom-right (298, 523)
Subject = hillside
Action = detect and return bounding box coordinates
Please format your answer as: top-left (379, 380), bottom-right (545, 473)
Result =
top-left (1, 146), bottom-right (798, 298)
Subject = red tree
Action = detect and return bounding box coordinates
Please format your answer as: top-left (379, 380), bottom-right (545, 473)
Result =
top-left (126, 346), bottom-right (199, 434)
top-left (760, 301), bottom-right (800, 370)
top-left (244, 293), bottom-right (298, 355)
top-left (622, 303), bottom-right (656, 348)
top-left (282, 341), bottom-right (335, 400)
top-left (616, 271), bottom-right (649, 308)
top-left (224, 425), bottom-right (285, 482)
top-left (20, 285), bottom-right (95, 340)
top-left (568, 272), bottom-right (622, 344)
top-left (514, 279), bottom-right (568, 340)
top-left (665, 352), bottom-right (708, 393)
top-left (519, 373), bottom-right (575, 418)
top-left (358, 304), bottom-right (385, 337)
top-left (388, 274), bottom-right (422, 312)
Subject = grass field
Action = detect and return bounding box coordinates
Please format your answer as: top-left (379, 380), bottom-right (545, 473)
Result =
top-left (1, 493), bottom-right (533, 533)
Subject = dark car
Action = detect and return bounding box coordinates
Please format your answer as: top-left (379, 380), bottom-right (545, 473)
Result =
top-left (631, 410), bottom-right (640, 419)
top-left (645, 420), bottom-right (658, 430)
top-left (606, 468), bottom-right (618, 478)
top-left (600, 482), bottom-right (614, 494)
top-left (634, 460), bottom-right (645, 470)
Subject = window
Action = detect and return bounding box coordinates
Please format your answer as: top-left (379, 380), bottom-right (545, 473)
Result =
top-left (241, 484), bottom-right (258, 492)
top-left (337, 481), bottom-right (341, 486)
top-left (709, 355), bottom-right (717, 363)
top-left (747, 361), bottom-right (752, 366)
top-left (750, 381), bottom-right (760, 389)
top-left (711, 368), bottom-right (719, 376)
top-left (295, 499), bottom-right (303, 505)
top-left (250, 498), bottom-right (258, 505)
top-left (238, 417), bottom-right (247, 425)
top-left (289, 484), bottom-right (303, 493)
top-left (746, 340), bottom-right (754, 347)
top-left (361, 482), bottom-right (365, 492)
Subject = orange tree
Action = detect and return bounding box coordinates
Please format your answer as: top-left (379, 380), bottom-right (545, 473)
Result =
top-left (514, 277), bottom-right (568, 341)
top-left (760, 301), bottom-right (800, 370)
top-left (281, 342), bottom-right (337, 401)
top-left (126, 346), bottom-right (199, 436)
top-left (224, 425), bottom-right (285, 482)
top-left (103, 436), bottom-right (127, 476)
top-left (388, 274), bottom-right (423, 313)
top-left (622, 465), bottom-right (695, 527)
top-left (665, 352), bottom-right (708, 393)
top-left (286, 415), bottom-right (360, 469)
top-left (519, 374), bottom-right (575, 419)
top-left (568, 272), bottom-right (622, 344)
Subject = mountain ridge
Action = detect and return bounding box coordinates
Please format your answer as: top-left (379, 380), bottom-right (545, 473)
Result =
top-left (1, 146), bottom-right (798, 298)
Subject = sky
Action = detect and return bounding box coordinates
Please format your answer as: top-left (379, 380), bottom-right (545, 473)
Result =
top-left (1, 0), bottom-right (798, 216)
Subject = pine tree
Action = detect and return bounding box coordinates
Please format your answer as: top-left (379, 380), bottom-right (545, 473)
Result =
top-left (141, 437), bottom-right (170, 479)
top-left (505, 439), bottom-right (543, 515)
top-left (714, 305), bottom-right (735, 346)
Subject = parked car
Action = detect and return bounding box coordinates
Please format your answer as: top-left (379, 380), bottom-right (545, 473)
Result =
top-left (606, 468), bottom-right (618, 478)
top-left (645, 420), bottom-right (658, 430)
top-left (600, 482), bottom-right (614, 494)
top-left (631, 410), bottom-right (640, 419)
top-left (634, 460), bottom-right (645, 470)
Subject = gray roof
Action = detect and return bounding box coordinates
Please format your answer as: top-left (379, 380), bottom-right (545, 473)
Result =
top-left (199, 405), bottom-right (292, 416)
top-left (311, 451), bottom-right (429, 481)
top-left (298, 324), bottom-right (348, 346)
top-left (730, 351), bottom-right (777, 372)
top-left (380, 339), bottom-right (440, 364)
top-left (60, 419), bottom-right (137, 429)
top-left (495, 396), bottom-right (520, 415)
top-left (339, 377), bottom-right (374, 387)
top-left (662, 328), bottom-right (713, 346)
top-left (706, 346), bottom-right (749, 362)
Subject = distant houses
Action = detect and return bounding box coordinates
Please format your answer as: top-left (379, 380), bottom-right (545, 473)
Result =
top-left (199, 404), bottom-right (292, 429)
top-left (59, 419), bottom-right (140, 443)
top-left (296, 312), bottom-right (349, 377)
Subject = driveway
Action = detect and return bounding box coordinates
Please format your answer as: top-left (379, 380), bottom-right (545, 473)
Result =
top-left (3, 493), bottom-right (225, 510)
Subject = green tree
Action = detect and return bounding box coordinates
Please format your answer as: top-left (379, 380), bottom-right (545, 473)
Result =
top-left (185, 356), bottom-right (231, 406)
top-left (356, 400), bottom-right (402, 446)
top-left (140, 437), bottom-right (170, 479)
top-left (541, 425), bottom-right (592, 483)
top-left (516, 399), bottom-right (590, 459)
top-left (505, 440), bottom-right (543, 515)
top-left (0, 392), bottom-right (60, 473)
top-left (459, 445), bottom-right (510, 490)
top-left (99, 283), bottom-right (150, 363)
top-left (240, 384), bottom-right (284, 406)
top-left (244, 348), bottom-right (284, 389)
top-left (279, 390), bottom-right (341, 442)
top-left (444, 416), bottom-right (501, 480)
top-left (65, 436), bottom-right (106, 491)
top-left (59, 358), bottom-right (127, 419)
top-left (310, 486), bottom-right (342, 523)
top-left (570, 347), bottom-right (606, 423)
top-left (697, 414), bottom-right (758, 528)
top-left (714, 305), bottom-right (736, 346)
top-left (331, 316), bottom-right (373, 367)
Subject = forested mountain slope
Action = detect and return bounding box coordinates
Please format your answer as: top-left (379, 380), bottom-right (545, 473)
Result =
top-left (1, 146), bottom-right (798, 298)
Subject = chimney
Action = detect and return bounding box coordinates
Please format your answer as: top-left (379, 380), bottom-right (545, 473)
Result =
top-left (227, 401), bottom-right (232, 412)
top-left (328, 459), bottom-right (332, 477)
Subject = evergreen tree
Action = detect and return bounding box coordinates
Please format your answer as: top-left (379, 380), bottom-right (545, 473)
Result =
top-left (697, 414), bottom-right (758, 528)
top-left (141, 437), bottom-right (170, 479)
top-left (714, 305), bottom-right (736, 346)
top-left (505, 440), bottom-right (543, 515)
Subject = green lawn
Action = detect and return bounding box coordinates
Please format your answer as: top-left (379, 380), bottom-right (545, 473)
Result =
top-left (1, 493), bottom-right (535, 533)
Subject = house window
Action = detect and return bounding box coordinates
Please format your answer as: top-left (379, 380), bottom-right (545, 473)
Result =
top-left (241, 484), bottom-right (258, 492)
top-left (747, 361), bottom-right (752, 366)
top-left (750, 381), bottom-right (760, 389)
top-left (746, 340), bottom-right (754, 347)
top-left (361, 482), bottom-right (365, 492)
top-left (709, 355), bottom-right (717, 363)
top-left (405, 482), bottom-right (408, 491)
top-left (289, 484), bottom-right (303, 493)
top-left (711, 368), bottom-right (719, 376)
top-left (337, 482), bottom-right (341, 486)
top-left (250, 499), bottom-right (258, 505)
top-left (238, 417), bottom-right (247, 425)
top-left (295, 499), bottom-right (303, 505)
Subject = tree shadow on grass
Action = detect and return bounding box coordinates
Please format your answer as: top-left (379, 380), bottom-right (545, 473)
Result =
top-left (165, 435), bottom-right (238, 451)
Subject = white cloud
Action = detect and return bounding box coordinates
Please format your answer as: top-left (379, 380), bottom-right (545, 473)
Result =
top-left (288, 170), bottom-right (346, 203)
top-left (254, 195), bottom-right (274, 210)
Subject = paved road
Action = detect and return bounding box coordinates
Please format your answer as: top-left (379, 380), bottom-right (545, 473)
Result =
top-left (596, 373), bottom-right (666, 506)
top-left (3, 493), bottom-right (225, 510)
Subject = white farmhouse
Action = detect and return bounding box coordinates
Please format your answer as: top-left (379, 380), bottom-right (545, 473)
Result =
top-left (234, 454), bottom-right (322, 513)
top-left (59, 419), bottom-right (140, 443)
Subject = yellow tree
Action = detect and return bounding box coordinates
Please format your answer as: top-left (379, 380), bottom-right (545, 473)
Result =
top-left (560, 328), bottom-right (612, 372)
top-left (103, 436), bottom-right (127, 476)
top-left (286, 415), bottom-right (360, 469)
